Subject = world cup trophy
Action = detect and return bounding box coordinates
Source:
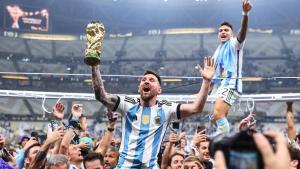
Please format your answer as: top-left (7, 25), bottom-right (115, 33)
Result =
top-left (84, 21), bottom-right (105, 66)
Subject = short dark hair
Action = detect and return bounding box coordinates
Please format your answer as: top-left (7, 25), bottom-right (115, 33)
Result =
top-left (83, 152), bottom-right (104, 168)
top-left (143, 70), bottom-right (161, 85)
top-left (288, 145), bottom-right (300, 169)
top-left (220, 21), bottom-right (233, 30)
top-left (167, 152), bottom-right (184, 166)
top-left (24, 143), bottom-right (41, 158)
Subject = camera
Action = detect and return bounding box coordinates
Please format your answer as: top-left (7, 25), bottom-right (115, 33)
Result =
top-left (209, 129), bottom-right (275, 169)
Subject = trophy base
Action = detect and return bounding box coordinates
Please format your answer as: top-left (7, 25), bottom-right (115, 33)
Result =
top-left (84, 51), bottom-right (100, 66)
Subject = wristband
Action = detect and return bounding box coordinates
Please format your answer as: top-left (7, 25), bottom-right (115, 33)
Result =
top-left (242, 11), bottom-right (249, 16)
top-left (107, 128), bottom-right (114, 132)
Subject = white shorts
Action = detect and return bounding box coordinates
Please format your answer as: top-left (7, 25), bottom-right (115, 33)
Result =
top-left (213, 86), bottom-right (240, 106)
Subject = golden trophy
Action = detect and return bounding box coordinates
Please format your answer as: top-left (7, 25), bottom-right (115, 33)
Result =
top-left (84, 21), bottom-right (105, 66)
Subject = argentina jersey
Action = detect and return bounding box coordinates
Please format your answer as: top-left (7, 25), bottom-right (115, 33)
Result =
top-left (112, 96), bottom-right (181, 169)
top-left (212, 37), bottom-right (244, 93)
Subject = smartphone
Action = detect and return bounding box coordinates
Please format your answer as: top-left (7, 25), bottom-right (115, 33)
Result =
top-left (172, 122), bottom-right (180, 130)
top-left (2, 148), bottom-right (10, 157)
top-left (170, 122), bottom-right (180, 133)
top-left (197, 126), bottom-right (206, 133)
top-left (1, 148), bottom-right (12, 162)
top-left (31, 131), bottom-right (39, 141)
top-left (50, 120), bottom-right (60, 131)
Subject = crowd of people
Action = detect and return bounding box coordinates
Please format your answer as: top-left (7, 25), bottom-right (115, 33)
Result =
top-left (1, 0), bottom-right (300, 168)
top-left (1, 102), bottom-right (300, 169)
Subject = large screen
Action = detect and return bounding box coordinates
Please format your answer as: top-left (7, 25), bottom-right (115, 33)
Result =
top-left (4, 5), bottom-right (49, 32)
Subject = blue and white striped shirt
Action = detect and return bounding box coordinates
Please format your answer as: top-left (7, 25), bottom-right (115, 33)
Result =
top-left (212, 37), bottom-right (245, 93)
top-left (113, 96), bottom-right (180, 169)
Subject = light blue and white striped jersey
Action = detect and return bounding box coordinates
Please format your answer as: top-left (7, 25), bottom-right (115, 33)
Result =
top-left (113, 96), bottom-right (181, 169)
top-left (212, 37), bottom-right (245, 93)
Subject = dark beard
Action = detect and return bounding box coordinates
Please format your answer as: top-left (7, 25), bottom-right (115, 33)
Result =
top-left (140, 92), bottom-right (155, 102)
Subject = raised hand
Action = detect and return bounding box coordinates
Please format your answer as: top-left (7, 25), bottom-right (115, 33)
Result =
top-left (242, 0), bottom-right (252, 13)
top-left (46, 126), bottom-right (64, 144)
top-left (106, 110), bottom-right (118, 123)
top-left (238, 114), bottom-right (255, 131)
top-left (72, 104), bottom-right (83, 118)
top-left (193, 129), bottom-right (206, 145)
top-left (196, 56), bottom-right (215, 81)
top-left (52, 102), bottom-right (65, 120)
top-left (23, 137), bottom-right (39, 150)
top-left (169, 132), bottom-right (178, 144)
top-left (178, 131), bottom-right (186, 140)
top-left (214, 131), bottom-right (290, 169)
top-left (253, 132), bottom-right (290, 169)
top-left (77, 142), bottom-right (89, 149)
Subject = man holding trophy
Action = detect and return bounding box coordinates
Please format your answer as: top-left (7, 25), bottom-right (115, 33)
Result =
top-left (85, 21), bottom-right (215, 168)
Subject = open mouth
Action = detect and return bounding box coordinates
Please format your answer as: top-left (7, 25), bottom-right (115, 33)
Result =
top-left (143, 87), bottom-right (150, 92)
top-left (221, 35), bottom-right (227, 39)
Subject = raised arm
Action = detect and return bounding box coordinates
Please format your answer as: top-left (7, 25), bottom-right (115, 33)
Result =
top-left (49, 102), bottom-right (65, 155)
top-left (180, 57), bottom-right (215, 118)
top-left (237, 0), bottom-right (252, 43)
top-left (29, 127), bottom-right (64, 169)
top-left (92, 65), bottom-right (119, 110)
top-left (161, 132), bottom-right (178, 169)
top-left (286, 102), bottom-right (296, 141)
top-left (58, 129), bottom-right (74, 155)
top-left (16, 137), bottom-right (39, 169)
top-left (95, 112), bottom-right (116, 155)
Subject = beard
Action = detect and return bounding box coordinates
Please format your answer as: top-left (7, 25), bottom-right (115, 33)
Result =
top-left (140, 90), bottom-right (156, 101)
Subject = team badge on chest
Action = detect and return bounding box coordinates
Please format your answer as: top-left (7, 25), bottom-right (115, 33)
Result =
top-left (142, 115), bottom-right (150, 125)
top-left (154, 116), bottom-right (161, 125)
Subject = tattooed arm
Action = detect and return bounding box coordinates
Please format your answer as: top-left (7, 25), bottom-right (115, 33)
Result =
top-left (237, 0), bottom-right (252, 43)
top-left (92, 66), bottom-right (119, 110)
top-left (29, 127), bottom-right (64, 169)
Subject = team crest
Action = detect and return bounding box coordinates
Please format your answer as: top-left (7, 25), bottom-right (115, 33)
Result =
top-left (154, 116), bottom-right (161, 125)
top-left (142, 115), bottom-right (150, 125)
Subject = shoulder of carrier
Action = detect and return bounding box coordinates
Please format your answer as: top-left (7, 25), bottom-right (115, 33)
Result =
top-left (158, 100), bottom-right (173, 107)
top-left (124, 96), bottom-right (138, 104)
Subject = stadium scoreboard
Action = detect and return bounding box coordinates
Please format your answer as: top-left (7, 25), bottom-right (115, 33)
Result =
top-left (4, 4), bottom-right (49, 32)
